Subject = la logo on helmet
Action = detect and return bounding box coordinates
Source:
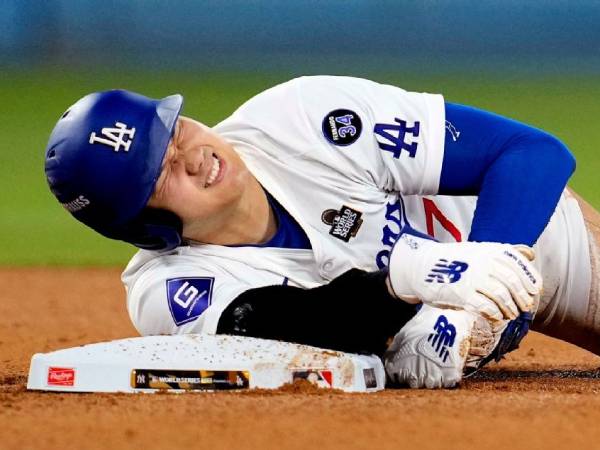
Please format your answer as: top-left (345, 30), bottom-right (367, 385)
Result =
top-left (89, 121), bottom-right (136, 152)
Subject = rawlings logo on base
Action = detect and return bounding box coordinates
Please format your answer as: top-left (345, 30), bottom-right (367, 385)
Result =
top-left (47, 367), bottom-right (75, 386)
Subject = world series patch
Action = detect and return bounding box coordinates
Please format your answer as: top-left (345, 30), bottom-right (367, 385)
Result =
top-left (321, 205), bottom-right (363, 242)
top-left (321, 109), bottom-right (362, 146)
top-left (131, 369), bottom-right (250, 391)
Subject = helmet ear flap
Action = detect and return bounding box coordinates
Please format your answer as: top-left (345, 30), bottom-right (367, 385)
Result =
top-left (126, 208), bottom-right (183, 251)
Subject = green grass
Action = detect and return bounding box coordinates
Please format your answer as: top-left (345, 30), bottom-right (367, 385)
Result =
top-left (1, 70), bottom-right (598, 265)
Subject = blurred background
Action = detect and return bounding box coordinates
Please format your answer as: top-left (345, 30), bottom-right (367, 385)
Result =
top-left (1, 0), bottom-right (599, 265)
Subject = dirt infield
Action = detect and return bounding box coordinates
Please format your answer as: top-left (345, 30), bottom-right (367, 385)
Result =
top-left (2, 268), bottom-right (600, 450)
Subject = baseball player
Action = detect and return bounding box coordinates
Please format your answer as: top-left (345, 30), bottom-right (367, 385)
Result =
top-left (45, 76), bottom-right (599, 388)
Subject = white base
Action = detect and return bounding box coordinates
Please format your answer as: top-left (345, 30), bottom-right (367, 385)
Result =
top-left (27, 334), bottom-right (385, 393)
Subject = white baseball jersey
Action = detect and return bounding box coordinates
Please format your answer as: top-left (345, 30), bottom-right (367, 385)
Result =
top-left (122, 76), bottom-right (591, 337)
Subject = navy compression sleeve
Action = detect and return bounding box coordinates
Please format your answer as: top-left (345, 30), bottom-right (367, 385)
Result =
top-left (440, 103), bottom-right (576, 246)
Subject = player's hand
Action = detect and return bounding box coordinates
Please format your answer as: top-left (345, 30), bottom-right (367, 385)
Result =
top-left (385, 305), bottom-right (476, 388)
top-left (386, 228), bottom-right (542, 321)
top-left (385, 305), bottom-right (509, 388)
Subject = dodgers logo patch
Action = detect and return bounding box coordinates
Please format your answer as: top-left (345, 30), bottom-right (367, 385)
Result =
top-left (321, 109), bottom-right (362, 146)
top-left (166, 277), bottom-right (214, 326)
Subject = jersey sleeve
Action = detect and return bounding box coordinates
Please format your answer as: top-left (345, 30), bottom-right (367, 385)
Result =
top-left (122, 253), bottom-right (256, 336)
top-left (222, 76), bottom-right (446, 195)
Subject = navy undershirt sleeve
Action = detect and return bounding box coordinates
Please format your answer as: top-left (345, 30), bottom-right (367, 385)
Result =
top-left (440, 103), bottom-right (576, 246)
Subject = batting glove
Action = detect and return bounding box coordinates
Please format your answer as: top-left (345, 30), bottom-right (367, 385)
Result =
top-left (384, 305), bottom-right (476, 388)
top-left (387, 227), bottom-right (542, 322)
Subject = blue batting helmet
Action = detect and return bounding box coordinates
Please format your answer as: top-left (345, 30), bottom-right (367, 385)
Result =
top-left (45, 90), bottom-right (184, 251)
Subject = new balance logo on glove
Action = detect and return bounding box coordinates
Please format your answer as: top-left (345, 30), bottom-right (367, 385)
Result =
top-left (425, 258), bottom-right (469, 283)
top-left (427, 315), bottom-right (457, 362)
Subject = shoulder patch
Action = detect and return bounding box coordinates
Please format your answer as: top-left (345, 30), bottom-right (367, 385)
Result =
top-left (166, 277), bottom-right (214, 326)
top-left (321, 109), bottom-right (362, 146)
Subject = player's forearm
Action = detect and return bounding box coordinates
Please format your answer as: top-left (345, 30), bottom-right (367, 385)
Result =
top-left (468, 134), bottom-right (574, 245)
top-left (216, 269), bottom-right (418, 356)
top-left (440, 102), bottom-right (576, 245)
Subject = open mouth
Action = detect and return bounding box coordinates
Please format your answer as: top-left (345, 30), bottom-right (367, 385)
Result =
top-left (205, 154), bottom-right (221, 188)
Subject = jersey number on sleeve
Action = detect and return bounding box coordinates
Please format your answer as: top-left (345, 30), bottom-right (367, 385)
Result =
top-left (422, 198), bottom-right (462, 242)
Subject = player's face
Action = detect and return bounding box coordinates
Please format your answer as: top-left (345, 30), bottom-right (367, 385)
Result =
top-left (148, 116), bottom-right (252, 230)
